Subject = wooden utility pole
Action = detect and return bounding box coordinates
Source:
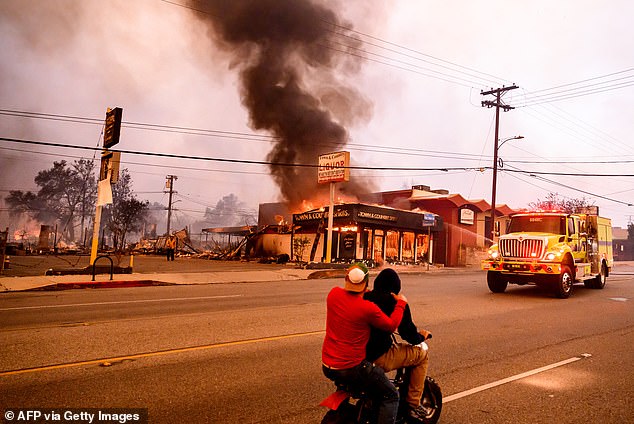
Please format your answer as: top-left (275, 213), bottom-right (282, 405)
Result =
top-left (482, 85), bottom-right (519, 244)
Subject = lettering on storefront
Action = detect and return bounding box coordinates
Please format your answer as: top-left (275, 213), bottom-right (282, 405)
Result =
top-left (357, 211), bottom-right (398, 222)
top-left (295, 209), bottom-right (351, 222)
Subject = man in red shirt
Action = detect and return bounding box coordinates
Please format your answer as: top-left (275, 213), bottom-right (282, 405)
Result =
top-left (322, 263), bottom-right (408, 424)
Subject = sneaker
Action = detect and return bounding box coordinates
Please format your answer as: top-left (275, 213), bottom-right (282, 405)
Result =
top-left (407, 404), bottom-right (432, 423)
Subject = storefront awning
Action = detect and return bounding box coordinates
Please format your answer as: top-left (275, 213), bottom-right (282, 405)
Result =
top-left (293, 203), bottom-right (442, 232)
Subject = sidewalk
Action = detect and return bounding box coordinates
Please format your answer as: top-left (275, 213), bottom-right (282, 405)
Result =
top-left (0, 260), bottom-right (469, 292)
top-left (0, 268), bottom-right (318, 292)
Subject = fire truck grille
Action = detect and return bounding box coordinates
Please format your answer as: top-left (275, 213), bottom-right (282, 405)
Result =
top-left (499, 239), bottom-right (544, 259)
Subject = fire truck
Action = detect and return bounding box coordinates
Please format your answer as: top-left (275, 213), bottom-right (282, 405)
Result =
top-left (482, 208), bottom-right (613, 298)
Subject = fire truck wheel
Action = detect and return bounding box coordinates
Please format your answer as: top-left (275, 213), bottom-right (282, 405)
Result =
top-left (487, 271), bottom-right (508, 293)
top-left (593, 262), bottom-right (608, 289)
top-left (555, 265), bottom-right (573, 298)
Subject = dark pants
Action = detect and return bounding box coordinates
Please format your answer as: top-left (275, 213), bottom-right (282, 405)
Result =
top-left (166, 248), bottom-right (175, 261)
top-left (323, 360), bottom-right (399, 424)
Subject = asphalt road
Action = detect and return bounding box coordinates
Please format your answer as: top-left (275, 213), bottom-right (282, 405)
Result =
top-left (1, 271), bottom-right (633, 423)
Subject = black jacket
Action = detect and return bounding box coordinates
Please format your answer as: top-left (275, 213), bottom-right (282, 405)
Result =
top-left (364, 269), bottom-right (425, 362)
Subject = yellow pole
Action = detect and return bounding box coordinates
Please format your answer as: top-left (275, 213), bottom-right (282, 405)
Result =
top-left (89, 204), bottom-right (102, 265)
top-left (326, 182), bottom-right (335, 263)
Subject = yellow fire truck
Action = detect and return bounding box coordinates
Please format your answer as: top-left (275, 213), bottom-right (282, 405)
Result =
top-left (482, 209), bottom-right (613, 298)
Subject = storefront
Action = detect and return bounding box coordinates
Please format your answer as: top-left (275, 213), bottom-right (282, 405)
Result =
top-left (292, 203), bottom-right (442, 265)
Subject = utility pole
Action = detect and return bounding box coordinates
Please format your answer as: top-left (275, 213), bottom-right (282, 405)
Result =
top-left (482, 85), bottom-right (519, 244)
top-left (165, 175), bottom-right (177, 235)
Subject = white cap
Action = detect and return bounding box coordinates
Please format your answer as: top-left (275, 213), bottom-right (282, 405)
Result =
top-left (347, 267), bottom-right (367, 284)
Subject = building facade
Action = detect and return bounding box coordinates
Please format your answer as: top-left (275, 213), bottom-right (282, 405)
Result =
top-left (291, 203), bottom-right (442, 265)
top-left (361, 185), bottom-right (516, 267)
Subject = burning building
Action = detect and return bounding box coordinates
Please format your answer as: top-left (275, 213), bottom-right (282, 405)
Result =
top-left (292, 203), bottom-right (441, 265)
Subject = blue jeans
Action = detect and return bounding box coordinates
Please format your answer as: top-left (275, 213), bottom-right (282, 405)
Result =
top-left (323, 360), bottom-right (399, 424)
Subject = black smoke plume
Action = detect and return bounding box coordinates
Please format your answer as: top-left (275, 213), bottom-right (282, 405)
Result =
top-left (189, 0), bottom-right (374, 208)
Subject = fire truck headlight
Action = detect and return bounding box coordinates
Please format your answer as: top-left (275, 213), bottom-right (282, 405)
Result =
top-left (545, 252), bottom-right (556, 261)
top-left (489, 250), bottom-right (499, 259)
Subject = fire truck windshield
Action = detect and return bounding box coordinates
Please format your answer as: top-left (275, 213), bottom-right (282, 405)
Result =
top-left (508, 215), bottom-right (566, 234)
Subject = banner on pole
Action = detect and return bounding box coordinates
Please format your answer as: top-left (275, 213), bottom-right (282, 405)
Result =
top-left (97, 179), bottom-right (113, 206)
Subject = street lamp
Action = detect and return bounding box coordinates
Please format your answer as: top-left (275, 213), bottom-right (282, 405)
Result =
top-left (490, 135), bottom-right (524, 243)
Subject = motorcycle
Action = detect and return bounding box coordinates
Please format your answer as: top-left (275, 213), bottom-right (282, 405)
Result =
top-left (320, 341), bottom-right (442, 424)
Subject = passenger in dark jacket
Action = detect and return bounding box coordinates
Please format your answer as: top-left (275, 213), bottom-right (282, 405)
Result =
top-left (364, 268), bottom-right (431, 422)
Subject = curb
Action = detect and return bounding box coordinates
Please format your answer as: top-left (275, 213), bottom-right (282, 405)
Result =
top-left (307, 269), bottom-right (348, 280)
top-left (28, 280), bottom-right (174, 291)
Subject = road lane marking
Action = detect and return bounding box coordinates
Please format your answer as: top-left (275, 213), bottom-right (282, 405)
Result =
top-left (0, 330), bottom-right (326, 377)
top-left (444, 353), bottom-right (592, 403)
top-left (0, 295), bottom-right (243, 311)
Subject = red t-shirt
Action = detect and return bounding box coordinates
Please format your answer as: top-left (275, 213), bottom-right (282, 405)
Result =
top-left (322, 286), bottom-right (406, 369)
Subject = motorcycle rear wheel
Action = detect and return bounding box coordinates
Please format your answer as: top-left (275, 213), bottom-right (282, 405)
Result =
top-left (417, 376), bottom-right (442, 424)
top-left (321, 399), bottom-right (367, 424)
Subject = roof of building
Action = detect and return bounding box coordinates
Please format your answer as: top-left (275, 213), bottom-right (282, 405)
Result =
top-left (202, 225), bottom-right (257, 235)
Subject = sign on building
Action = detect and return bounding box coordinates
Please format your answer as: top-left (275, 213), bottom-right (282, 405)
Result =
top-left (318, 151), bottom-right (350, 184)
top-left (459, 208), bottom-right (475, 225)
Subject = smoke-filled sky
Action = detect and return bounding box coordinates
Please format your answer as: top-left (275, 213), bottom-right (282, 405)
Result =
top-left (1, 0), bottom-right (633, 229)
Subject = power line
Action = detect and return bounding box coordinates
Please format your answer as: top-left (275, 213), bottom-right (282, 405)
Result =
top-left (521, 68), bottom-right (634, 96)
top-left (502, 167), bottom-right (634, 178)
top-left (506, 158), bottom-right (634, 165)
top-left (4, 109), bottom-right (634, 180)
top-left (527, 174), bottom-right (632, 207)
top-left (516, 105), bottom-right (634, 159)
top-left (2, 105), bottom-right (522, 163)
top-left (0, 109), bottom-right (276, 142)
top-left (5, 136), bottom-right (634, 180)
top-left (320, 42), bottom-right (478, 89)
top-left (500, 166), bottom-right (633, 207)
top-left (322, 18), bottom-right (510, 87)
top-left (516, 81), bottom-right (634, 107)
top-left (0, 108), bottom-right (499, 161)
top-left (515, 68), bottom-right (634, 107)
top-left (0, 137), bottom-right (487, 172)
top-left (161, 0), bottom-right (507, 89)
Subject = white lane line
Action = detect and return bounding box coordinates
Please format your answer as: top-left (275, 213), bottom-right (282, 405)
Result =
top-left (444, 353), bottom-right (592, 403)
top-left (0, 295), bottom-right (243, 311)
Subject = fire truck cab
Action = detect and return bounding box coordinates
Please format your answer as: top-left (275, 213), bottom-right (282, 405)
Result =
top-left (482, 210), bottom-right (613, 298)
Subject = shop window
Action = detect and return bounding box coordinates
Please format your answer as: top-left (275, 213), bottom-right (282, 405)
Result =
top-left (402, 232), bottom-right (415, 262)
top-left (416, 234), bottom-right (429, 262)
top-left (374, 230), bottom-right (384, 264)
top-left (363, 228), bottom-right (372, 260)
top-left (386, 230), bottom-right (399, 262)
